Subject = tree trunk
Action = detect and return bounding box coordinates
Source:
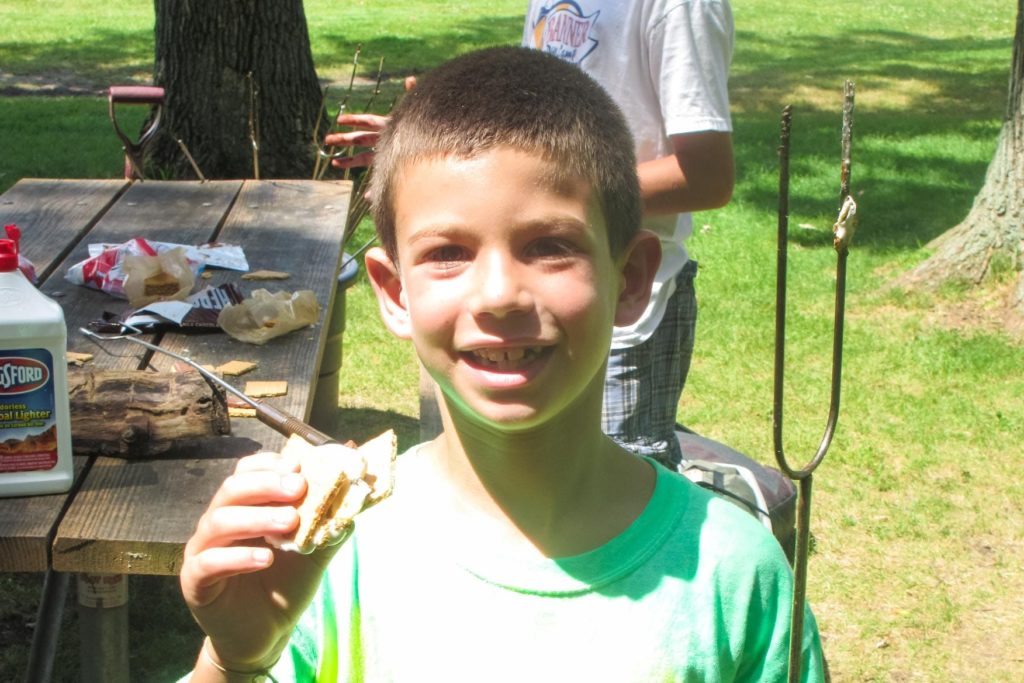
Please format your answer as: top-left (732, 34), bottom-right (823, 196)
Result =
top-left (897, 0), bottom-right (1024, 316)
top-left (146, 0), bottom-right (323, 179)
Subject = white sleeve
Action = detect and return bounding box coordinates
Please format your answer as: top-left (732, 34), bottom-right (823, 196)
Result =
top-left (647, 0), bottom-right (734, 136)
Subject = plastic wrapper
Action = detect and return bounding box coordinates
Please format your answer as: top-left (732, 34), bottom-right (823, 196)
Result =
top-left (4, 224), bottom-right (36, 283)
top-left (108, 283), bottom-right (245, 332)
top-left (121, 247), bottom-right (197, 307)
top-left (18, 255), bottom-right (36, 283)
top-left (65, 238), bottom-right (203, 305)
top-left (217, 289), bottom-right (320, 345)
top-left (87, 240), bottom-right (249, 272)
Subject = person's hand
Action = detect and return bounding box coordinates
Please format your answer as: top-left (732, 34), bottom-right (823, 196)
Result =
top-left (180, 450), bottom-right (342, 673)
top-left (323, 76), bottom-right (417, 170)
top-left (324, 112), bottom-right (390, 170)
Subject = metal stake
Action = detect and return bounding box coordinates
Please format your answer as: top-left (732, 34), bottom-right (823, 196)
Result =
top-left (774, 81), bottom-right (856, 682)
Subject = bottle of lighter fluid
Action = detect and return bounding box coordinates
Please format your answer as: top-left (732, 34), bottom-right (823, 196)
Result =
top-left (0, 226), bottom-right (74, 497)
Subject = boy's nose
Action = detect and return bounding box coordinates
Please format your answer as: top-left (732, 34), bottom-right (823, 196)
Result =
top-left (468, 252), bottom-right (532, 318)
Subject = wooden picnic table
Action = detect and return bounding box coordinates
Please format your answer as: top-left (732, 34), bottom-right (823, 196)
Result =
top-left (0, 177), bottom-right (353, 682)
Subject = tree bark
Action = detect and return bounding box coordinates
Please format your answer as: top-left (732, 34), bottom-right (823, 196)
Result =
top-left (146, 0), bottom-right (323, 179)
top-left (898, 0), bottom-right (1024, 317)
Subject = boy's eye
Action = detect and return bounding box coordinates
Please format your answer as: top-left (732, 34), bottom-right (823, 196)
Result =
top-left (526, 238), bottom-right (577, 260)
top-left (424, 245), bottom-right (468, 267)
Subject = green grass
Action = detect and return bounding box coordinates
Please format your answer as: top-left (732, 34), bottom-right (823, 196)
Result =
top-left (2, 0), bottom-right (1023, 681)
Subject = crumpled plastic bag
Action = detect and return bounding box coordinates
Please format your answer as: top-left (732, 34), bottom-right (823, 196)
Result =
top-left (122, 247), bottom-right (196, 307)
top-left (65, 238), bottom-right (201, 305)
top-left (4, 224), bottom-right (37, 282)
top-left (217, 289), bottom-right (320, 345)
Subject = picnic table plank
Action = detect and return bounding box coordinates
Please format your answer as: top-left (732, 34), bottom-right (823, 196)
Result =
top-left (0, 179), bottom-right (128, 281)
top-left (0, 457), bottom-right (88, 572)
top-left (51, 180), bottom-right (351, 576)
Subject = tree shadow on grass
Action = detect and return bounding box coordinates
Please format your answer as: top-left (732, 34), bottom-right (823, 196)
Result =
top-left (728, 28), bottom-right (1012, 255)
top-left (0, 27), bottom-right (155, 92)
top-left (0, 13), bottom-right (524, 93)
top-left (1, 20), bottom-right (1013, 255)
top-left (732, 110), bottom-right (1000, 255)
top-left (732, 29), bottom-right (1011, 119)
top-left (312, 14), bottom-right (523, 79)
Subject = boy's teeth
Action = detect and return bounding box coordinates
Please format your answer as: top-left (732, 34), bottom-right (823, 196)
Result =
top-left (471, 347), bottom-right (540, 368)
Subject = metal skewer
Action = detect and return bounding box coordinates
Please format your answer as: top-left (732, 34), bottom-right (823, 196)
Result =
top-left (79, 325), bottom-right (334, 446)
top-left (774, 81), bottom-right (856, 683)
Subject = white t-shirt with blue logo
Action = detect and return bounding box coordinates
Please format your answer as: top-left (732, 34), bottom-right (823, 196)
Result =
top-left (522, 0), bottom-right (733, 346)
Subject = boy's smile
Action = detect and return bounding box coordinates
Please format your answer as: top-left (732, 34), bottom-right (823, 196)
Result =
top-left (368, 147), bottom-right (634, 432)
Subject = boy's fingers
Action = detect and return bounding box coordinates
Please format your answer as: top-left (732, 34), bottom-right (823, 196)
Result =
top-left (234, 451), bottom-right (299, 474)
top-left (197, 504), bottom-right (299, 547)
top-left (334, 112), bottom-right (389, 129)
top-left (323, 130), bottom-right (380, 148)
top-left (210, 470), bottom-right (306, 509)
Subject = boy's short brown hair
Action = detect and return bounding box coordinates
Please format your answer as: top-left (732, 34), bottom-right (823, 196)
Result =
top-left (370, 46), bottom-right (641, 261)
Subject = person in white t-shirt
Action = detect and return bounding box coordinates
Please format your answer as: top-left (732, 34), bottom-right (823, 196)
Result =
top-left (521, 0), bottom-right (735, 468)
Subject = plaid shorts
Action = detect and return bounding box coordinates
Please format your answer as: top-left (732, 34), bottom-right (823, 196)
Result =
top-left (602, 260), bottom-right (697, 469)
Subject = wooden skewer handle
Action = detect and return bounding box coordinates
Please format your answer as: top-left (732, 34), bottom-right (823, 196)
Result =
top-left (252, 400), bottom-right (334, 446)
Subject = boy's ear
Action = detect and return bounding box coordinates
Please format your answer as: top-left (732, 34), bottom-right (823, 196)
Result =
top-left (364, 247), bottom-right (412, 339)
top-left (614, 230), bottom-right (662, 327)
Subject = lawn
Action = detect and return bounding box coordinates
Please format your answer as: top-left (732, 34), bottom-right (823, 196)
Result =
top-left (1, 1), bottom-right (1022, 681)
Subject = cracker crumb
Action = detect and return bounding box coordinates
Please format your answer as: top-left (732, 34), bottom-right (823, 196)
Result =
top-left (228, 406), bottom-right (258, 418)
top-left (241, 270), bottom-right (290, 281)
top-left (67, 352), bottom-right (94, 366)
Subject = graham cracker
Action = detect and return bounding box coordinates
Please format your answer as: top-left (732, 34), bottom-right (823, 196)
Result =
top-left (215, 360), bottom-right (258, 377)
top-left (244, 380), bottom-right (288, 398)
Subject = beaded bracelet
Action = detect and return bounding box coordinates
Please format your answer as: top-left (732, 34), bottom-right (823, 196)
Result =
top-left (202, 638), bottom-right (280, 683)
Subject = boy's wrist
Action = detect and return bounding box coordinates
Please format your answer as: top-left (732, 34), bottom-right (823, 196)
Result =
top-left (201, 637), bottom-right (282, 682)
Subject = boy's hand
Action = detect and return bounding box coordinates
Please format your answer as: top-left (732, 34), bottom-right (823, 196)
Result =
top-left (180, 450), bottom-right (341, 673)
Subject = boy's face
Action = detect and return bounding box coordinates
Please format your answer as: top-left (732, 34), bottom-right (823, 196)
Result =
top-left (367, 147), bottom-right (656, 432)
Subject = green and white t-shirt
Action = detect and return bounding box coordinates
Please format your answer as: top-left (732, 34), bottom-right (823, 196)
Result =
top-left (262, 446), bottom-right (824, 682)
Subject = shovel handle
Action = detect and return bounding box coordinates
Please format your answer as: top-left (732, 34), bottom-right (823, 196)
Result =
top-left (108, 86), bottom-right (165, 105)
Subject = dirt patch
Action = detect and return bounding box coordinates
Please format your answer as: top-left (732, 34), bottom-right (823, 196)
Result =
top-left (0, 69), bottom-right (381, 98)
top-left (0, 69), bottom-right (112, 97)
top-left (867, 268), bottom-right (1024, 345)
top-left (925, 279), bottom-right (1024, 344)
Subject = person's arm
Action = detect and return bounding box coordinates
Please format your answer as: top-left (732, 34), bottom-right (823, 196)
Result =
top-left (637, 130), bottom-right (734, 217)
top-left (640, 0), bottom-right (735, 217)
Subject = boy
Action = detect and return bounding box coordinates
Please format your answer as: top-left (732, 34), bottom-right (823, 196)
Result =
top-left (180, 46), bottom-right (823, 682)
top-left (329, 1), bottom-right (735, 470)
